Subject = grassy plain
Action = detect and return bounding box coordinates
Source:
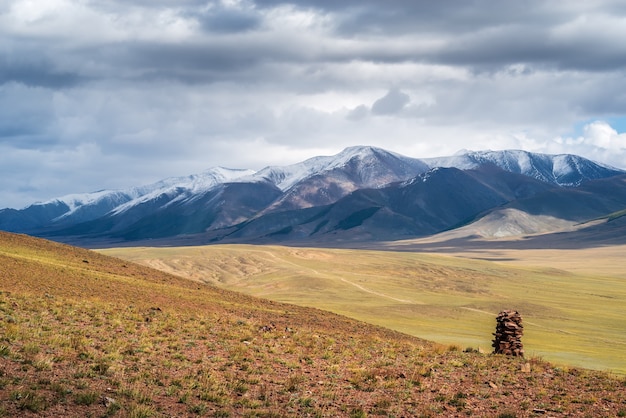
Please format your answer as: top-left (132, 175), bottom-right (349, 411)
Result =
top-left (3, 231), bottom-right (626, 416)
top-left (101, 244), bottom-right (626, 374)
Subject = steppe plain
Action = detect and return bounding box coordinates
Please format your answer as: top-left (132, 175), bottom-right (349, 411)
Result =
top-left (3, 231), bottom-right (626, 416)
top-left (101, 235), bottom-right (626, 375)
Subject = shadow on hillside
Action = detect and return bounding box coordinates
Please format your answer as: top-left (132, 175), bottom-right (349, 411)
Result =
top-left (377, 216), bottom-right (626, 252)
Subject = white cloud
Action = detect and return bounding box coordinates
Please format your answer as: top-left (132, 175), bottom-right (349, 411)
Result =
top-left (2, 1), bottom-right (626, 209)
top-left (581, 121), bottom-right (626, 151)
top-left (546, 121), bottom-right (626, 168)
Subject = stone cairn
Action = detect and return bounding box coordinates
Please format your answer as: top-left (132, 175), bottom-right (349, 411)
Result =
top-left (492, 310), bottom-right (524, 356)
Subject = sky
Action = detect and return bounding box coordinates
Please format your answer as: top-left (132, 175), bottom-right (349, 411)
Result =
top-left (2, 0), bottom-right (626, 209)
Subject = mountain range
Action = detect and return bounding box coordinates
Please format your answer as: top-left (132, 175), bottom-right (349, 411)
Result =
top-left (2, 146), bottom-right (625, 246)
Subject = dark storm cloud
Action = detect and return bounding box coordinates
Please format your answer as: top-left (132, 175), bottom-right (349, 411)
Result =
top-left (5, 1), bottom-right (623, 88)
top-left (0, 83), bottom-right (56, 150)
top-left (254, 0), bottom-right (626, 73)
top-left (429, 24), bottom-right (626, 73)
top-left (0, 56), bottom-right (85, 88)
top-left (371, 89), bottom-right (410, 115)
top-left (253, 0), bottom-right (555, 34)
top-left (194, 4), bottom-right (262, 33)
top-left (122, 41), bottom-right (271, 78)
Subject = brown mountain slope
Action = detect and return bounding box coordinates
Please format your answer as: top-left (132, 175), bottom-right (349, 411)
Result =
top-left (1, 232), bottom-right (625, 417)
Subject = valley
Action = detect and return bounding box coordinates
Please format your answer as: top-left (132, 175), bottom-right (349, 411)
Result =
top-left (101, 240), bottom-right (626, 375)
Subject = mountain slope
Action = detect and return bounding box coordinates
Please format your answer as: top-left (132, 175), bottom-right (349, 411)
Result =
top-left (424, 149), bottom-right (624, 186)
top-left (204, 166), bottom-right (560, 243)
top-left (248, 146), bottom-right (429, 192)
top-left (425, 173), bottom-right (626, 239)
top-left (2, 231), bottom-right (626, 416)
top-left (246, 146), bottom-right (430, 212)
top-left (0, 167), bottom-right (254, 233)
top-left (1, 147), bottom-right (624, 245)
top-left (48, 181), bottom-right (283, 241)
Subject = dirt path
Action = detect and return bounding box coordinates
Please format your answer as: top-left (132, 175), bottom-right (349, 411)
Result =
top-left (229, 247), bottom-right (415, 303)
top-left (337, 277), bottom-right (414, 303)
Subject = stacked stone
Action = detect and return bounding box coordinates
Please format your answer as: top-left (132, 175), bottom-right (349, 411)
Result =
top-left (492, 310), bottom-right (524, 356)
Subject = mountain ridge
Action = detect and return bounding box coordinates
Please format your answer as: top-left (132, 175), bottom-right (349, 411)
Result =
top-left (1, 147), bottom-right (624, 245)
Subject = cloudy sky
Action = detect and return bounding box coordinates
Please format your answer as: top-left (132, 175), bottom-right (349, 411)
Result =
top-left (2, 0), bottom-right (626, 209)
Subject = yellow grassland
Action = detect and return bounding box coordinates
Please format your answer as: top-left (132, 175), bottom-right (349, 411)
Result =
top-left (101, 243), bottom-right (626, 374)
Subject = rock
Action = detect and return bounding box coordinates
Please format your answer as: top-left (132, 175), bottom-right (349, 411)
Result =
top-left (259, 323), bottom-right (276, 332)
top-left (492, 310), bottom-right (524, 357)
top-left (102, 396), bottom-right (117, 407)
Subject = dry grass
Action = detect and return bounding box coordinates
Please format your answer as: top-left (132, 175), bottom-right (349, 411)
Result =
top-left (2, 231), bottom-right (626, 417)
top-left (101, 243), bottom-right (626, 374)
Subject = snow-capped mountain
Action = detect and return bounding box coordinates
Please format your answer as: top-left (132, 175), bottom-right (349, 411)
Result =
top-left (247, 146), bottom-right (429, 192)
top-left (0, 167), bottom-right (254, 233)
top-left (244, 146), bottom-right (430, 213)
top-left (1, 147), bottom-right (624, 245)
top-left (109, 167), bottom-right (255, 215)
top-left (423, 149), bottom-right (621, 186)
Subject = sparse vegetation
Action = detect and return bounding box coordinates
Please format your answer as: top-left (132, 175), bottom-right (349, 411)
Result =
top-left (103, 243), bottom-right (626, 374)
top-left (74, 391), bottom-right (99, 405)
top-left (2, 231), bottom-right (626, 416)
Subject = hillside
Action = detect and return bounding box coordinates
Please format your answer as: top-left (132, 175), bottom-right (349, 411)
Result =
top-left (2, 232), bottom-right (626, 416)
top-left (103, 243), bottom-right (626, 374)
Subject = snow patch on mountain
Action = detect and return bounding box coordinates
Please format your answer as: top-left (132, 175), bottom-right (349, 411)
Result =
top-left (43, 190), bottom-right (126, 213)
top-left (28, 167), bottom-right (255, 223)
top-left (246, 146), bottom-right (427, 191)
top-left (552, 156), bottom-right (574, 177)
top-left (110, 167), bottom-right (255, 215)
top-left (423, 149), bottom-right (623, 186)
top-left (243, 149), bottom-right (364, 191)
top-left (401, 167), bottom-right (443, 186)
